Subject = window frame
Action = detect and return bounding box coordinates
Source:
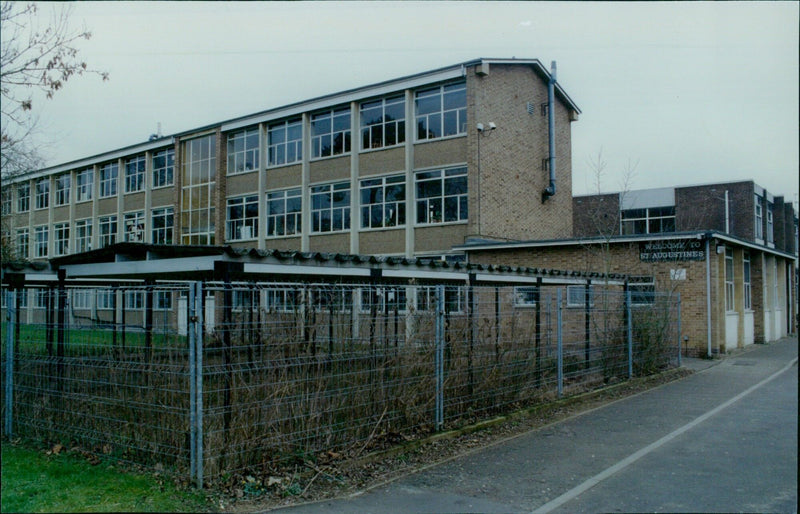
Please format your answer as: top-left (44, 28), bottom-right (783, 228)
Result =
top-left (99, 162), bottom-right (118, 198)
top-left (514, 286), bottom-right (538, 308)
top-left (125, 155), bottom-right (146, 193)
top-left (415, 166), bottom-right (468, 226)
top-left (54, 222), bottom-right (70, 256)
top-left (227, 127), bottom-right (260, 175)
top-left (621, 206), bottom-right (676, 235)
top-left (567, 285), bottom-right (594, 308)
top-left (743, 252), bottom-right (752, 310)
top-left (152, 148), bottom-right (175, 189)
top-left (151, 207), bottom-right (174, 244)
top-left (123, 211), bottom-right (145, 242)
top-left (311, 107), bottom-right (351, 159)
top-left (16, 228), bottom-right (29, 259)
top-left (1, 189), bottom-right (11, 215)
top-left (17, 183), bottom-right (30, 213)
top-left (724, 248), bottom-right (735, 311)
top-left (76, 168), bottom-right (93, 202)
top-left (754, 195), bottom-right (763, 240)
top-left (267, 118), bottom-right (303, 167)
top-left (266, 188), bottom-right (302, 238)
top-left (360, 174), bottom-right (406, 230)
top-left (98, 215), bottom-right (117, 248)
top-left (74, 219), bottom-right (92, 253)
top-left (629, 281), bottom-right (656, 306)
top-left (34, 225), bottom-right (48, 258)
top-left (155, 291), bottom-right (172, 311)
top-left (311, 181), bottom-right (351, 233)
top-left (55, 173), bottom-right (71, 206)
top-left (35, 179), bottom-right (49, 210)
top-left (360, 94), bottom-right (406, 150)
top-left (226, 195), bottom-right (259, 241)
top-left (415, 81), bottom-right (467, 141)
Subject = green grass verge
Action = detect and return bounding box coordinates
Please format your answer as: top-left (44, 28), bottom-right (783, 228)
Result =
top-left (0, 443), bottom-right (211, 513)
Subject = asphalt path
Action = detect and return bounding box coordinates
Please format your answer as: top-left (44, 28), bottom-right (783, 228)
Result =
top-left (274, 336), bottom-right (798, 513)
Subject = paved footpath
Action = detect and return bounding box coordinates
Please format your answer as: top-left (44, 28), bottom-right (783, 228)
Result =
top-left (275, 336), bottom-right (798, 513)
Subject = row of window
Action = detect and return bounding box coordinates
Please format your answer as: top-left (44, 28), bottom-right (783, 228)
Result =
top-left (621, 206), bottom-right (676, 235)
top-left (724, 249), bottom-right (753, 312)
top-left (7, 149), bottom-right (175, 213)
top-left (5, 289), bottom-right (173, 311)
top-left (13, 208), bottom-right (173, 259)
top-left (754, 195), bottom-right (774, 244)
top-left (225, 168), bottom-right (468, 240)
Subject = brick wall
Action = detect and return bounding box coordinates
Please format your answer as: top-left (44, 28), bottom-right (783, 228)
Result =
top-left (573, 193), bottom-right (619, 237)
top-left (674, 181), bottom-right (754, 237)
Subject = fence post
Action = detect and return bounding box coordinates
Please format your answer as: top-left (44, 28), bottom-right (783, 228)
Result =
top-left (676, 292), bottom-right (682, 368)
top-left (194, 281), bottom-right (204, 488)
top-left (4, 290), bottom-right (16, 437)
top-left (557, 288), bottom-right (563, 398)
top-left (188, 283), bottom-right (197, 487)
top-left (627, 289), bottom-right (633, 378)
top-left (434, 284), bottom-right (444, 431)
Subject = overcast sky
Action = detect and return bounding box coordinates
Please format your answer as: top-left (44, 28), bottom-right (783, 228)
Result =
top-left (22, 1), bottom-right (799, 202)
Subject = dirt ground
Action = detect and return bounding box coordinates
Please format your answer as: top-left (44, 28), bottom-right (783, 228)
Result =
top-left (216, 367), bottom-right (692, 513)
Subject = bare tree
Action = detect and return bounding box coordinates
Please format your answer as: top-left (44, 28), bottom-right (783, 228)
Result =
top-left (1, 1), bottom-right (108, 178)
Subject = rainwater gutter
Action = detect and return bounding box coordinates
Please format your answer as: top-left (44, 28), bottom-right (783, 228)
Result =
top-left (542, 61), bottom-right (557, 202)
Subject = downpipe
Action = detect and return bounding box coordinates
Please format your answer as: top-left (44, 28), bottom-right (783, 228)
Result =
top-left (542, 61), bottom-right (557, 202)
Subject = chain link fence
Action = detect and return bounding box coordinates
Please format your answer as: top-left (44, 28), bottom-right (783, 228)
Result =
top-left (2, 281), bottom-right (680, 486)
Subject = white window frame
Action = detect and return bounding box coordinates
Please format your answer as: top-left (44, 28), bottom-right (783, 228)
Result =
top-left (360, 287), bottom-right (405, 314)
top-left (99, 163), bottom-right (118, 198)
top-left (76, 168), bottom-right (93, 202)
top-left (629, 281), bottom-right (655, 306)
top-left (151, 207), bottom-right (174, 244)
top-left (34, 225), bottom-right (48, 258)
top-left (743, 252), bottom-right (752, 310)
top-left (35, 179), bottom-right (49, 210)
top-left (34, 289), bottom-right (49, 309)
top-left (266, 188), bottom-right (302, 238)
top-left (125, 155), bottom-right (146, 193)
top-left (725, 248), bottom-right (735, 312)
top-left (754, 195), bottom-right (763, 240)
top-left (267, 118), bottom-right (302, 167)
top-left (98, 215), bottom-right (117, 248)
top-left (567, 285), bottom-right (594, 308)
top-left (621, 206), bottom-right (676, 235)
top-left (415, 166), bottom-right (468, 225)
top-left (16, 228), bottom-right (29, 259)
top-left (311, 107), bottom-right (351, 159)
top-left (227, 127), bottom-right (259, 175)
top-left (55, 174), bottom-right (71, 206)
top-left (125, 290), bottom-right (144, 310)
top-left (152, 148), bottom-right (175, 189)
top-left (766, 203), bottom-right (774, 244)
top-left (124, 211), bottom-right (145, 242)
top-left (71, 289), bottom-right (92, 310)
top-left (1, 189), bottom-right (11, 215)
top-left (360, 174), bottom-right (406, 230)
top-left (311, 181), bottom-right (350, 233)
top-left (155, 291), bottom-right (172, 310)
top-left (96, 290), bottom-right (115, 310)
top-left (360, 95), bottom-right (405, 150)
top-left (17, 183), bottom-right (30, 213)
top-left (415, 81), bottom-right (467, 141)
top-left (265, 288), bottom-right (300, 313)
top-left (180, 135), bottom-right (216, 245)
top-left (514, 286), bottom-right (538, 308)
top-left (226, 195), bottom-right (259, 241)
top-left (75, 219), bottom-right (92, 253)
top-left (54, 222), bottom-right (70, 256)
top-left (415, 285), bottom-right (466, 314)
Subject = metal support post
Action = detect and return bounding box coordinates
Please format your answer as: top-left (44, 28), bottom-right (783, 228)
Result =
top-left (194, 281), bottom-right (204, 488)
top-left (188, 283), bottom-right (197, 486)
top-left (557, 288), bottom-right (563, 398)
top-left (5, 290), bottom-right (16, 437)
top-left (434, 284), bottom-right (444, 431)
top-left (676, 293), bottom-right (682, 368)
top-left (627, 289), bottom-right (633, 378)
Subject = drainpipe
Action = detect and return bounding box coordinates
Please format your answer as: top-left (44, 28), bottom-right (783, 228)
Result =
top-left (705, 234), bottom-right (713, 357)
top-left (542, 61), bottom-right (557, 202)
top-left (724, 190), bottom-right (730, 233)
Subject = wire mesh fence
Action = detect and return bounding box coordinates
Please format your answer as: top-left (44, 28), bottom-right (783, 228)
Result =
top-left (1, 281), bottom-right (681, 487)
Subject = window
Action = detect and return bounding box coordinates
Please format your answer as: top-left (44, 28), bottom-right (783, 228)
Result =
top-left (227, 128), bottom-right (259, 174)
top-left (155, 291), bottom-right (172, 310)
top-left (125, 291), bottom-right (144, 310)
top-left (265, 288), bottom-right (300, 312)
top-left (16, 228), bottom-right (29, 259)
top-left (35, 179), bottom-right (49, 209)
top-left (361, 287), bottom-right (406, 313)
top-left (75, 219), bottom-right (92, 253)
top-left (17, 183), bottom-right (30, 212)
top-left (34, 289), bottom-right (49, 309)
top-left (55, 174), bottom-right (71, 206)
top-left (226, 195), bottom-right (259, 240)
top-left (152, 148), bottom-right (175, 188)
top-left (71, 289), bottom-right (92, 310)
top-left (311, 107), bottom-right (351, 158)
top-left (743, 252), bottom-right (752, 310)
top-left (360, 175), bottom-right (405, 229)
top-left (123, 211), bottom-right (145, 242)
top-left (415, 82), bottom-right (466, 140)
top-left (361, 95), bottom-right (405, 150)
top-left (415, 167), bottom-right (468, 224)
top-left (723, 248), bottom-right (735, 311)
top-left (1, 189), bottom-right (11, 215)
top-left (567, 285), bottom-right (594, 308)
top-left (96, 290), bottom-right (114, 310)
top-left (416, 286), bottom-right (466, 313)
top-left (266, 188), bottom-right (302, 237)
top-left (34, 225), bottom-right (48, 258)
top-left (232, 289), bottom-right (260, 311)
top-left (125, 155), bottom-right (146, 193)
top-left (766, 203), bottom-right (774, 244)
top-left (151, 207), bottom-right (174, 244)
top-left (514, 287), bottom-right (538, 308)
top-left (98, 215), bottom-right (117, 248)
top-left (754, 195), bottom-right (763, 240)
top-left (99, 163), bottom-right (118, 198)
top-left (311, 182), bottom-right (350, 233)
top-left (621, 206), bottom-right (675, 235)
top-left (76, 168), bottom-right (93, 202)
top-left (268, 118), bottom-right (302, 166)
top-left (629, 281), bottom-right (655, 306)
top-left (181, 135), bottom-right (216, 245)
top-left (54, 222), bottom-right (70, 256)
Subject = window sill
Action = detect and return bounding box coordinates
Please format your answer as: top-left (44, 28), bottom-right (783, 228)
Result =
top-left (359, 142), bottom-right (405, 154)
top-left (266, 161), bottom-right (302, 170)
top-left (359, 225), bottom-right (406, 233)
top-left (414, 133), bottom-right (467, 145)
top-left (227, 169), bottom-right (260, 177)
top-left (414, 220), bottom-right (468, 228)
top-left (310, 153), bottom-right (351, 163)
top-left (265, 233), bottom-right (302, 240)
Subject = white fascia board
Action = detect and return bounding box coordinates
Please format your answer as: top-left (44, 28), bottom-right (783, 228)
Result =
top-left (8, 139), bottom-right (175, 185)
top-left (382, 269), bottom-right (467, 281)
top-left (474, 273), bottom-right (541, 285)
top-left (458, 233), bottom-right (705, 252)
top-left (222, 68), bottom-right (466, 132)
top-left (712, 233), bottom-right (796, 259)
top-left (24, 273), bottom-right (58, 282)
top-left (244, 262), bottom-right (372, 277)
top-left (63, 256), bottom-right (216, 278)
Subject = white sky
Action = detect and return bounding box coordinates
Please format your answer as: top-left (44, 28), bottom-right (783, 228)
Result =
top-left (23, 1), bottom-right (800, 202)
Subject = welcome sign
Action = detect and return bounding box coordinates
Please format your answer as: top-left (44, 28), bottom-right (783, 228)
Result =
top-left (639, 239), bottom-right (705, 262)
